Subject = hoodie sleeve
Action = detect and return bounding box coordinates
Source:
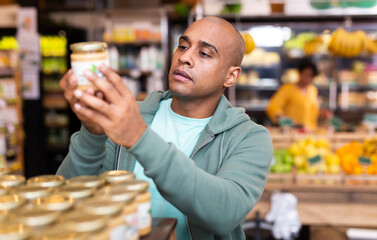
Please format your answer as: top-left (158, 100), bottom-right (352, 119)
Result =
top-left (127, 124), bottom-right (273, 235)
top-left (56, 125), bottom-right (117, 178)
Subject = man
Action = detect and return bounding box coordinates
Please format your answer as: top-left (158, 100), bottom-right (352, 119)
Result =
top-left (57, 16), bottom-right (272, 240)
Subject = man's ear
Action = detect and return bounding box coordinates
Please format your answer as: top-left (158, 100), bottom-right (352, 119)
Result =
top-left (224, 66), bottom-right (241, 88)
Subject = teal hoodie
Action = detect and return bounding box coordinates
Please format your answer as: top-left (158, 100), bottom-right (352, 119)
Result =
top-left (57, 90), bottom-right (273, 239)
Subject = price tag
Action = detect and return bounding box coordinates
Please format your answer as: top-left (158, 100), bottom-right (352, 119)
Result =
top-left (363, 114), bottom-right (377, 125)
top-left (330, 116), bottom-right (342, 130)
top-left (279, 117), bottom-right (293, 127)
top-left (358, 156), bottom-right (371, 166)
top-left (309, 155), bottom-right (322, 166)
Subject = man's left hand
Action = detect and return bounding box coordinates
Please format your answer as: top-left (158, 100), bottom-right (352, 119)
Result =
top-left (73, 64), bottom-right (147, 148)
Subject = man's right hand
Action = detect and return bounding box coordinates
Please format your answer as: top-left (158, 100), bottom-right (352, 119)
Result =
top-left (59, 70), bottom-right (105, 135)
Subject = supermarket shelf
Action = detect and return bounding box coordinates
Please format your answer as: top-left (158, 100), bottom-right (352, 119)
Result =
top-left (241, 65), bottom-right (280, 71)
top-left (107, 41), bottom-right (161, 47)
top-left (266, 182), bottom-right (377, 193)
top-left (117, 69), bottom-right (152, 76)
top-left (338, 84), bottom-right (377, 91)
top-left (0, 68), bottom-right (15, 76)
top-left (337, 106), bottom-right (377, 112)
top-left (236, 85), bottom-right (279, 91)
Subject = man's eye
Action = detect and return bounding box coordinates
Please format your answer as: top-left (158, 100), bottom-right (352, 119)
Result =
top-left (200, 52), bottom-right (210, 57)
top-left (179, 46), bottom-right (188, 50)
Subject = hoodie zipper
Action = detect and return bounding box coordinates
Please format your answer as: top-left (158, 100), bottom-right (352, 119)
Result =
top-left (187, 134), bottom-right (215, 239)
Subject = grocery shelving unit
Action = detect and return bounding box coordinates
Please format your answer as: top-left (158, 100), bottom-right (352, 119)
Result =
top-left (0, 49), bottom-right (24, 173)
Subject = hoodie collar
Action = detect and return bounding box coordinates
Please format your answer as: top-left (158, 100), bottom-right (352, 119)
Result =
top-left (138, 90), bottom-right (250, 135)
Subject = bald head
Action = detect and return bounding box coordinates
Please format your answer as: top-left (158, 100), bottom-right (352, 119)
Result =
top-left (192, 16), bottom-right (245, 67)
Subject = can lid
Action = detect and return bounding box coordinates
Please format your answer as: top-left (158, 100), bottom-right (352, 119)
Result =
top-left (0, 169), bottom-right (9, 176)
top-left (70, 42), bottom-right (107, 52)
top-left (27, 175), bottom-right (65, 188)
top-left (11, 208), bottom-right (59, 227)
top-left (100, 170), bottom-right (135, 183)
top-left (0, 210), bottom-right (9, 222)
top-left (13, 186), bottom-right (51, 200)
top-left (0, 221), bottom-right (31, 239)
top-left (116, 179), bottom-right (149, 193)
top-left (62, 211), bottom-right (106, 233)
top-left (81, 197), bottom-right (123, 216)
top-left (56, 186), bottom-right (94, 199)
top-left (97, 186), bottom-right (137, 204)
top-left (32, 195), bottom-right (75, 212)
top-left (0, 195), bottom-right (26, 211)
top-left (66, 176), bottom-right (105, 188)
top-left (0, 175), bottom-right (25, 188)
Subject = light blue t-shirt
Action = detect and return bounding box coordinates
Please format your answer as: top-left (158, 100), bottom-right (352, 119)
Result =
top-left (133, 98), bottom-right (212, 240)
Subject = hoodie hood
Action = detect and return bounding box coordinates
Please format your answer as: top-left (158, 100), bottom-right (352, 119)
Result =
top-left (138, 90), bottom-right (251, 135)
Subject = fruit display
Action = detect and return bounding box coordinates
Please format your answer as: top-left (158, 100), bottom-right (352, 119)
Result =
top-left (336, 138), bottom-right (377, 175)
top-left (241, 32), bottom-right (256, 55)
top-left (270, 149), bottom-right (294, 173)
top-left (328, 28), bottom-right (377, 57)
top-left (289, 138), bottom-right (341, 174)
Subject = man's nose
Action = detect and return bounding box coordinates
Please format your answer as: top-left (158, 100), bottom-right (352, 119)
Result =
top-left (178, 49), bottom-right (194, 67)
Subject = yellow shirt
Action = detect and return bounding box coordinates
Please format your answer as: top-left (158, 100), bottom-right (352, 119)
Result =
top-left (266, 83), bottom-right (319, 130)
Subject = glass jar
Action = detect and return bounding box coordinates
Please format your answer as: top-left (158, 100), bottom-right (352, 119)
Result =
top-left (66, 176), bottom-right (105, 189)
top-left (35, 227), bottom-right (89, 240)
top-left (26, 175), bottom-right (65, 188)
top-left (100, 170), bottom-right (135, 185)
top-left (32, 194), bottom-right (75, 212)
top-left (0, 186), bottom-right (9, 196)
top-left (55, 186), bottom-right (95, 204)
top-left (80, 196), bottom-right (126, 240)
top-left (60, 210), bottom-right (107, 240)
top-left (97, 185), bottom-right (139, 240)
top-left (0, 175), bottom-right (25, 188)
top-left (0, 194), bottom-right (26, 211)
top-left (0, 221), bottom-right (31, 240)
top-left (10, 208), bottom-right (59, 236)
top-left (70, 42), bottom-right (110, 91)
top-left (121, 180), bottom-right (151, 236)
top-left (13, 186), bottom-right (51, 204)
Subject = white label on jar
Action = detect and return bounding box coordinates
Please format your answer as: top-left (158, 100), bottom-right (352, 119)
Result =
top-left (137, 202), bottom-right (151, 229)
top-left (124, 213), bottom-right (139, 240)
top-left (71, 58), bottom-right (110, 86)
top-left (110, 224), bottom-right (126, 240)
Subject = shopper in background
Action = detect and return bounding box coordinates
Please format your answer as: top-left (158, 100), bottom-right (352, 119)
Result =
top-left (57, 16), bottom-right (272, 240)
top-left (266, 60), bottom-right (328, 131)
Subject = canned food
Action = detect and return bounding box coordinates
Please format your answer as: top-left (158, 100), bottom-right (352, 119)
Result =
top-left (0, 221), bottom-right (31, 240)
top-left (13, 185), bottom-right (51, 201)
top-left (32, 195), bottom-right (75, 212)
top-left (0, 194), bottom-right (26, 211)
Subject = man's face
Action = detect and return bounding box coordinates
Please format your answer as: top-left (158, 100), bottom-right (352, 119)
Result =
top-left (168, 20), bottom-right (231, 100)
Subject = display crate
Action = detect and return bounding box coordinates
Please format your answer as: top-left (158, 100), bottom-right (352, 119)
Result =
top-left (267, 172), bottom-right (294, 185)
top-left (344, 175), bottom-right (377, 186)
top-left (296, 173), bottom-right (343, 186)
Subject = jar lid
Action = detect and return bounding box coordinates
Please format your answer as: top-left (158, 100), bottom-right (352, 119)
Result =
top-left (32, 195), bottom-right (75, 212)
top-left (38, 227), bottom-right (89, 240)
top-left (27, 175), bottom-right (65, 188)
top-left (0, 187), bottom-right (9, 196)
top-left (0, 195), bottom-right (26, 211)
top-left (11, 208), bottom-right (59, 227)
top-left (0, 221), bottom-right (31, 240)
top-left (117, 179), bottom-right (149, 193)
top-left (13, 186), bottom-right (51, 200)
top-left (0, 210), bottom-right (9, 222)
top-left (0, 169), bottom-right (9, 176)
top-left (56, 186), bottom-right (94, 200)
top-left (97, 186), bottom-right (137, 204)
top-left (66, 176), bottom-right (105, 188)
top-left (81, 197), bottom-right (123, 216)
top-left (100, 170), bottom-right (135, 184)
top-left (0, 175), bottom-right (25, 188)
top-left (70, 42), bottom-right (107, 52)
top-left (62, 211), bottom-right (106, 233)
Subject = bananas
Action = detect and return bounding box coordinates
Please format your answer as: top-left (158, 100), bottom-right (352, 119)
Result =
top-left (241, 33), bottom-right (256, 55)
top-left (328, 28), bottom-right (377, 57)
